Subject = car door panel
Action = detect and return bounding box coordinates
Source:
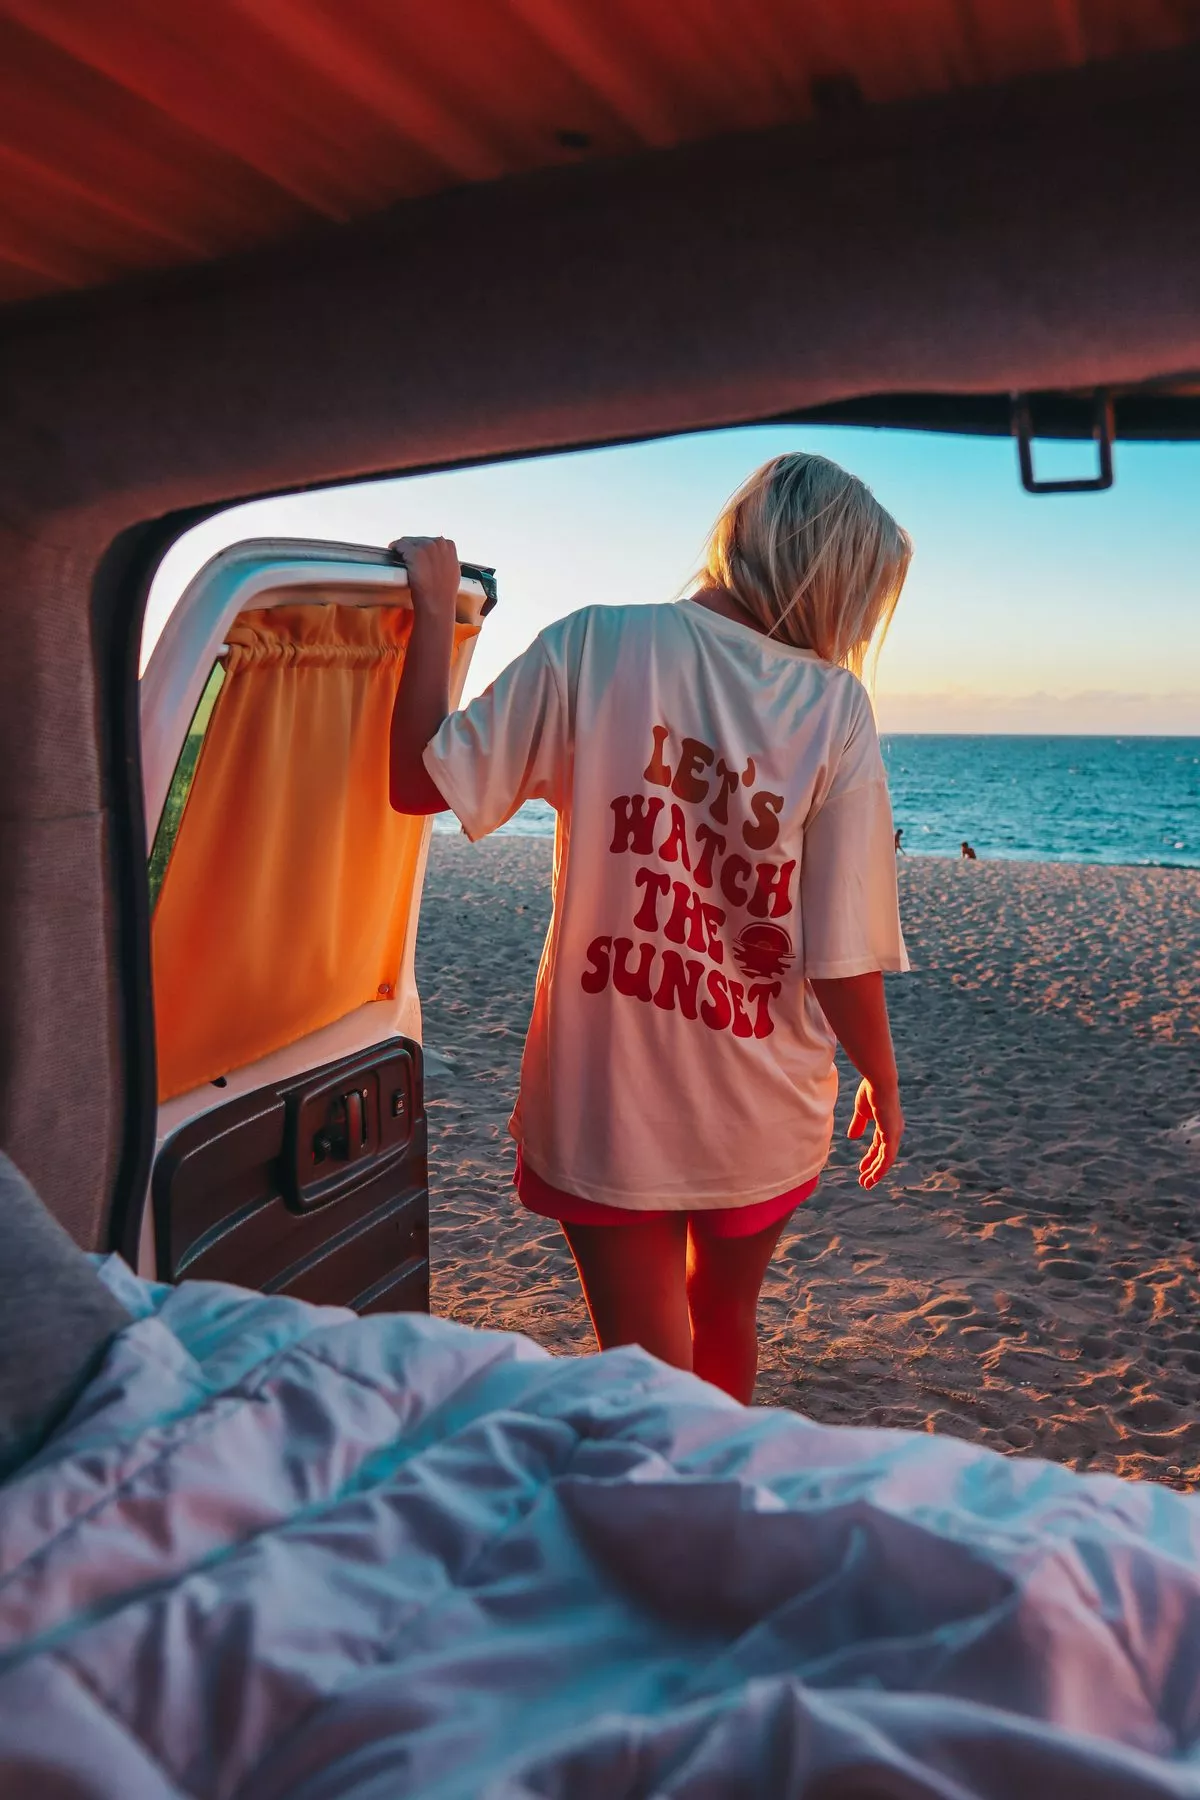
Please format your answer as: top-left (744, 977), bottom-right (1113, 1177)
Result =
top-left (151, 1038), bottom-right (429, 1310)
top-left (139, 541), bottom-right (493, 1313)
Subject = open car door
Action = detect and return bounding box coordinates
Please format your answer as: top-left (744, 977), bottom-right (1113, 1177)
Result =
top-left (138, 540), bottom-right (494, 1314)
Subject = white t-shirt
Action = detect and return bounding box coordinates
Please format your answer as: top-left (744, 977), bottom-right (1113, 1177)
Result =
top-left (424, 599), bottom-right (907, 1209)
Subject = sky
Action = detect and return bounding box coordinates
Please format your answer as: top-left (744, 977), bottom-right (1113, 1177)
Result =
top-left (145, 424), bottom-right (1200, 733)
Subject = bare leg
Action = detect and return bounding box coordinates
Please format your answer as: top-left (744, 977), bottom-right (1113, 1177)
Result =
top-left (687, 1217), bottom-right (790, 1403)
top-left (561, 1215), bottom-right (692, 1372)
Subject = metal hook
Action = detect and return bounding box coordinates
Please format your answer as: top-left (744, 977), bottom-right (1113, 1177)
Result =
top-left (1011, 390), bottom-right (1115, 493)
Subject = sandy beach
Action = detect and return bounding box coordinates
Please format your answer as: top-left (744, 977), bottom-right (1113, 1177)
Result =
top-left (416, 838), bottom-right (1200, 1489)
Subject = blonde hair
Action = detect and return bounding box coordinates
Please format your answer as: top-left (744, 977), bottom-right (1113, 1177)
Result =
top-left (702, 452), bottom-right (912, 679)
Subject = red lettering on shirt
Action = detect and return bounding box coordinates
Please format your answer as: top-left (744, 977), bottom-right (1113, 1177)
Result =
top-left (700, 901), bottom-right (726, 963)
top-left (643, 725), bottom-right (673, 787)
top-left (747, 980), bottom-right (782, 1038)
top-left (693, 822), bottom-right (725, 888)
top-left (709, 757), bottom-right (741, 824)
top-left (581, 939), bottom-right (780, 1038)
top-left (591, 726), bottom-right (802, 1045)
top-left (720, 853), bottom-right (752, 908)
top-left (664, 880), bottom-right (710, 955)
top-left (580, 935), bottom-right (612, 993)
top-left (657, 803), bottom-right (693, 871)
top-left (610, 794), bottom-right (664, 855)
top-left (632, 865), bottom-right (671, 931)
top-left (652, 949), bottom-right (702, 1019)
top-left (700, 968), bottom-right (732, 1031)
top-left (612, 936), bottom-right (655, 1003)
top-left (728, 977), bottom-right (755, 1039)
top-left (743, 790), bottom-right (784, 851)
top-left (671, 736), bottom-right (715, 804)
top-left (749, 858), bottom-right (796, 919)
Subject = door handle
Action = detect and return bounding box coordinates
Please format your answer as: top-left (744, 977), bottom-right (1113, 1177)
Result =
top-left (285, 1056), bottom-right (412, 1213)
top-left (313, 1087), bottom-right (369, 1165)
top-left (344, 1087), bottom-right (366, 1158)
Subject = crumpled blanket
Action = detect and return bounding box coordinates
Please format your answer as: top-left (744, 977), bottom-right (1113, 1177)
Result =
top-left (0, 1257), bottom-right (1198, 1799)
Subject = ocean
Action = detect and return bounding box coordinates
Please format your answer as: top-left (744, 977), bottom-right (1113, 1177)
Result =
top-left (434, 736), bottom-right (1200, 868)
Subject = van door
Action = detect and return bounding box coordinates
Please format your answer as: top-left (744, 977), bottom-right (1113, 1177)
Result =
top-left (138, 539), bottom-right (493, 1314)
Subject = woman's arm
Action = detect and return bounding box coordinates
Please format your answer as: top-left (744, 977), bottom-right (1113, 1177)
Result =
top-left (809, 971), bottom-right (905, 1189)
top-left (388, 535), bottom-right (459, 815)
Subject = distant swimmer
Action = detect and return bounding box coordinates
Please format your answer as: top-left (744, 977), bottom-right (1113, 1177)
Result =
top-left (894, 828), bottom-right (905, 852)
top-left (960, 840), bottom-right (977, 860)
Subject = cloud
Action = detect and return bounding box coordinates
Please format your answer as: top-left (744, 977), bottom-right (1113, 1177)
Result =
top-left (874, 690), bottom-right (1200, 735)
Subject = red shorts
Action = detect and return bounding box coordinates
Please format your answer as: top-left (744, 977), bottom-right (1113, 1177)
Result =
top-left (513, 1149), bottom-right (818, 1241)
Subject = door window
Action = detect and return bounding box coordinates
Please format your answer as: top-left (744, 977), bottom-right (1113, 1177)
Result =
top-left (147, 661), bottom-right (225, 911)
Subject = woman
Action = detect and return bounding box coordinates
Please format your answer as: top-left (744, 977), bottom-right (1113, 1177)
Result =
top-left (390, 453), bottom-right (911, 1401)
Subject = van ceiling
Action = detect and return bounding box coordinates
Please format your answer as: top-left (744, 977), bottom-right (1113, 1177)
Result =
top-left (3, 0), bottom-right (1199, 310)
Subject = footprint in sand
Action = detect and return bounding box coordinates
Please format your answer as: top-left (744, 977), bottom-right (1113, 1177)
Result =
top-left (1120, 1397), bottom-right (1182, 1433)
top-left (1040, 1259), bottom-right (1093, 1281)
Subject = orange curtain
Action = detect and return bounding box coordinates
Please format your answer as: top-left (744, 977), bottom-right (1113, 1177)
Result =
top-left (152, 603), bottom-right (477, 1102)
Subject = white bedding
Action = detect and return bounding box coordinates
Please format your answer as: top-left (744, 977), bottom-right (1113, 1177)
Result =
top-left (0, 1257), bottom-right (1198, 1798)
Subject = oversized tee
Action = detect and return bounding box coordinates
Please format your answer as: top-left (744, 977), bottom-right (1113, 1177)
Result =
top-left (424, 600), bottom-right (907, 1210)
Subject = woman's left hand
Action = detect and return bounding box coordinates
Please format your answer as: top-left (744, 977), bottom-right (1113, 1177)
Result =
top-left (847, 1077), bottom-right (904, 1189)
